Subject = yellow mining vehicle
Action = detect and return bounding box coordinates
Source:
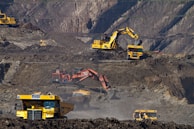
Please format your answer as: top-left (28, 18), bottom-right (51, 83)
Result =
top-left (67, 89), bottom-right (91, 110)
top-left (73, 89), bottom-right (91, 96)
top-left (0, 10), bottom-right (17, 26)
top-left (39, 40), bottom-right (47, 47)
top-left (15, 92), bottom-right (74, 120)
top-left (127, 44), bottom-right (144, 60)
top-left (92, 27), bottom-right (139, 50)
top-left (133, 109), bottom-right (158, 121)
top-left (91, 27), bottom-right (144, 60)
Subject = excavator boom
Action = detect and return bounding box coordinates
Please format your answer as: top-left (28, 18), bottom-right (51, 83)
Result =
top-left (52, 68), bottom-right (111, 91)
top-left (99, 75), bottom-right (111, 90)
top-left (118, 27), bottom-right (139, 40)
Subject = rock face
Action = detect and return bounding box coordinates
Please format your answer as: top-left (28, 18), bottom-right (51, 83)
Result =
top-left (3, 0), bottom-right (194, 54)
top-left (7, 0), bottom-right (117, 33)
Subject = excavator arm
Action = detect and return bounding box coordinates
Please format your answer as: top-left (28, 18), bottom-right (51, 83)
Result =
top-left (118, 27), bottom-right (139, 40)
top-left (0, 10), bottom-right (17, 25)
top-left (52, 68), bottom-right (111, 91)
top-left (72, 68), bottom-right (111, 91)
top-left (98, 74), bottom-right (111, 91)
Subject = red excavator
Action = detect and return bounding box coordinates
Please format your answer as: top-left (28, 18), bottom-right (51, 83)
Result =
top-left (52, 68), bottom-right (111, 91)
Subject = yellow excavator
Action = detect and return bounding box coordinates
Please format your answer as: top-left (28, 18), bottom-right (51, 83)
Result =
top-left (0, 10), bottom-right (17, 26)
top-left (91, 27), bottom-right (144, 60)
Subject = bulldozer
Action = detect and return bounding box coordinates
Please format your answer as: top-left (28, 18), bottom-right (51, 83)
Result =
top-left (0, 10), bottom-right (17, 26)
top-left (15, 92), bottom-right (74, 120)
top-left (133, 109), bottom-right (158, 121)
top-left (91, 27), bottom-right (144, 60)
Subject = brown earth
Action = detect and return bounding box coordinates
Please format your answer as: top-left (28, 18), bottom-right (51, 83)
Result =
top-left (0, 0), bottom-right (194, 128)
top-left (0, 26), bottom-right (194, 129)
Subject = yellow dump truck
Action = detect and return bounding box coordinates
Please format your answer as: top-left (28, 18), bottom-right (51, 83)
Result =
top-left (15, 92), bottom-right (74, 120)
top-left (127, 44), bottom-right (144, 60)
top-left (133, 109), bottom-right (158, 121)
top-left (0, 10), bottom-right (17, 26)
top-left (67, 89), bottom-right (91, 110)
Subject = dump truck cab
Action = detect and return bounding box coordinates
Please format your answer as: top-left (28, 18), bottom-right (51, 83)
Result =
top-left (133, 109), bottom-right (158, 121)
top-left (16, 93), bottom-right (74, 120)
top-left (127, 45), bottom-right (144, 60)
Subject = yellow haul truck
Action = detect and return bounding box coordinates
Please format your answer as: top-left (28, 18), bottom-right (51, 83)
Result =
top-left (133, 109), bottom-right (158, 121)
top-left (0, 10), bottom-right (17, 26)
top-left (91, 27), bottom-right (139, 50)
top-left (70, 89), bottom-right (91, 109)
top-left (15, 93), bottom-right (74, 120)
top-left (127, 44), bottom-right (144, 60)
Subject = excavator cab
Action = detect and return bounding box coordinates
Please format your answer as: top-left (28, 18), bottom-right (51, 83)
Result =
top-left (92, 31), bottom-right (117, 50)
top-left (72, 89), bottom-right (91, 96)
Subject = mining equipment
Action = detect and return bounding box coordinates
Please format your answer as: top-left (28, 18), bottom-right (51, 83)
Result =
top-left (39, 40), bottom-right (47, 47)
top-left (52, 68), bottom-right (111, 92)
top-left (91, 27), bottom-right (144, 60)
top-left (127, 44), bottom-right (144, 60)
top-left (15, 92), bottom-right (74, 120)
top-left (133, 109), bottom-right (158, 121)
top-left (0, 10), bottom-right (17, 26)
top-left (67, 89), bottom-right (91, 110)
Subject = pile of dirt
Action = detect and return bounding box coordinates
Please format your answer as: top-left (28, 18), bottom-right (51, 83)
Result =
top-left (0, 118), bottom-right (193, 129)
